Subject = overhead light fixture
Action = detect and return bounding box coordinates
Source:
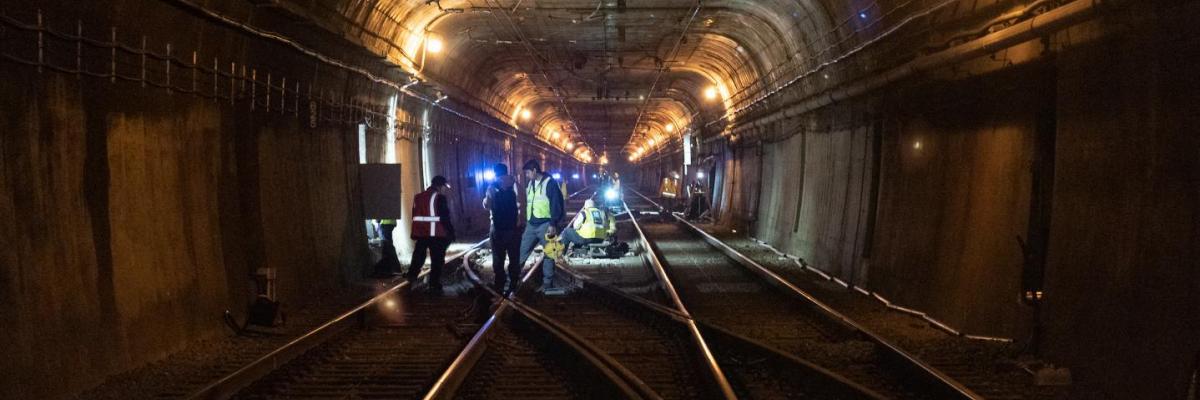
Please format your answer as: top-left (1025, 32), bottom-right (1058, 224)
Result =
top-left (704, 86), bottom-right (719, 100)
top-left (551, 131), bottom-right (561, 139)
top-left (521, 109), bottom-right (532, 120)
top-left (426, 36), bottom-right (444, 54)
top-left (666, 123), bottom-right (675, 132)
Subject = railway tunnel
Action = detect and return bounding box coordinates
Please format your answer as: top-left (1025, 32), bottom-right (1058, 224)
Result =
top-left (1, 0), bottom-right (1197, 399)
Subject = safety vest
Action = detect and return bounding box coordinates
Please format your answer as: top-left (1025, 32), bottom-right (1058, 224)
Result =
top-left (379, 219), bottom-right (396, 225)
top-left (410, 189), bottom-right (448, 238)
top-left (577, 207), bottom-right (609, 240)
top-left (526, 176), bottom-right (552, 220)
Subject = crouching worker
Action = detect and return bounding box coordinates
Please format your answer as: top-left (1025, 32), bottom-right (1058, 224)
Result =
top-left (561, 199), bottom-right (616, 254)
top-left (517, 160), bottom-right (566, 295)
top-left (405, 176), bottom-right (455, 294)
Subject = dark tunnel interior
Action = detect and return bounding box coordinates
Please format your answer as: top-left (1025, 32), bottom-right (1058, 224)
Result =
top-left (1, 0), bottom-right (1197, 399)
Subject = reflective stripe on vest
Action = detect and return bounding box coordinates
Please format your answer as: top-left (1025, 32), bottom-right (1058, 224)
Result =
top-left (426, 192), bottom-right (439, 234)
top-left (526, 177), bottom-right (551, 220)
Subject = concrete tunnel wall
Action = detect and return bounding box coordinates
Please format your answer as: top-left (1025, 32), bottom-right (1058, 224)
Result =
top-left (0, 2), bottom-right (580, 399)
top-left (633, 6), bottom-right (1199, 399)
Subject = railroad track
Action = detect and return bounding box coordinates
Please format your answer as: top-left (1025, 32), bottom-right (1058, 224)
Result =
top-left (626, 191), bottom-right (983, 400)
top-left (187, 188), bottom-right (654, 400)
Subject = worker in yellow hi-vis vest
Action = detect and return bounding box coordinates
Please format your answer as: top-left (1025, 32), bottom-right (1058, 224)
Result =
top-left (517, 160), bottom-right (566, 295)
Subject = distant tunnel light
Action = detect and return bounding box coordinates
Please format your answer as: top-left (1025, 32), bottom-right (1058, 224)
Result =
top-left (572, 173), bottom-right (580, 180)
top-left (566, 142), bottom-right (575, 150)
top-left (552, 172), bottom-right (563, 180)
top-left (697, 171), bottom-right (706, 179)
top-left (704, 86), bottom-right (719, 100)
top-left (520, 109), bottom-right (533, 120)
top-left (483, 169), bottom-right (497, 182)
top-left (859, 12), bottom-right (868, 20)
top-left (605, 188), bottom-right (619, 201)
top-left (913, 141), bottom-right (922, 150)
top-left (666, 123), bottom-right (675, 132)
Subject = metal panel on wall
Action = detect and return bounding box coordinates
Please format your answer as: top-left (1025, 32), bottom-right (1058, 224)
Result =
top-left (360, 164), bottom-right (404, 219)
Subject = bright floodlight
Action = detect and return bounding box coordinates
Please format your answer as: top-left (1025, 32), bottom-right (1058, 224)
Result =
top-left (697, 171), bottom-right (706, 179)
top-left (552, 173), bottom-right (562, 180)
top-left (605, 188), bottom-right (619, 201)
top-left (704, 86), bottom-right (719, 100)
top-left (572, 173), bottom-right (580, 180)
top-left (483, 169), bottom-right (497, 182)
top-left (521, 109), bottom-right (532, 120)
top-left (426, 37), bottom-right (443, 54)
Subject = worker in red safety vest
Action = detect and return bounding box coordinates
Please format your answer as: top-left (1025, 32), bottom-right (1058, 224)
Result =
top-left (405, 175), bottom-right (456, 293)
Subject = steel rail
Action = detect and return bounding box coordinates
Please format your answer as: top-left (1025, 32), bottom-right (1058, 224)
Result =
top-left (556, 264), bottom-right (888, 400)
top-left (623, 199), bottom-right (740, 400)
top-left (423, 186), bottom-right (606, 398)
top-left (184, 239), bottom-right (489, 400)
top-left (421, 249), bottom-right (649, 400)
top-left (461, 253), bottom-right (662, 399)
top-left (631, 189), bottom-right (985, 399)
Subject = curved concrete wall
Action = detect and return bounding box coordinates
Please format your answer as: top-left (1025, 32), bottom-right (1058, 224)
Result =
top-left (0, 2), bottom-right (579, 398)
top-left (633, 5), bottom-right (1200, 399)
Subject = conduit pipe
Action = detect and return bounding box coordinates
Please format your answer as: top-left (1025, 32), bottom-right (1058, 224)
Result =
top-left (731, 0), bottom-right (1104, 135)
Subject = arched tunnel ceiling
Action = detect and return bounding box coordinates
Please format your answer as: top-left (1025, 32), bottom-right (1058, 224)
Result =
top-left (311, 0), bottom-right (1032, 163)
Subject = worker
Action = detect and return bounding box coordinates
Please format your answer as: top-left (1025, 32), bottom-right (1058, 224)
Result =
top-left (405, 176), bottom-right (455, 294)
top-left (482, 163), bottom-right (520, 295)
top-left (517, 160), bottom-right (566, 295)
top-left (371, 219), bottom-right (400, 277)
top-left (561, 198), bottom-right (616, 250)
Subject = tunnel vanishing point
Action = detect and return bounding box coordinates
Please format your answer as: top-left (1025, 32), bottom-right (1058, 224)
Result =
top-left (1, 0), bottom-right (1197, 399)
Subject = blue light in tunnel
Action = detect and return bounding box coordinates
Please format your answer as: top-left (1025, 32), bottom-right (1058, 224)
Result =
top-left (859, 12), bottom-right (867, 19)
top-left (605, 188), bottom-right (619, 201)
top-left (572, 173), bottom-right (580, 180)
top-left (552, 173), bottom-right (562, 180)
top-left (483, 169), bottom-right (496, 182)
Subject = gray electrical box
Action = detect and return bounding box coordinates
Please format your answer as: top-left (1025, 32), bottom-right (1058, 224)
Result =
top-left (360, 164), bottom-right (404, 219)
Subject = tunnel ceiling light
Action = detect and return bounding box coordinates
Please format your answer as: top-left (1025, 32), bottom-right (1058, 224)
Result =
top-left (551, 131), bottom-right (561, 139)
top-left (666, 123), bottom-right (675, 132)
top-left (426, 36), bottom-right (444, 54)
top-left (697, 171), bottom-right (706, 179)
top-left (704, 86), bottom-right (719, 100)
top-left (566, 142), bottom-right (575, 150)
top-left (521, 109), bottom-right (532, 120)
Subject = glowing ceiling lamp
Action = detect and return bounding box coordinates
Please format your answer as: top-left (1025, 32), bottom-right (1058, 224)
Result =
top-left (426, 36), bottom-right (444, 54)
top-left (566, 142), bottom-right (575, 150)
top-left (704, 86), bottom-right (719, 100)
top-left (665, 123), bottom-right (675, 132)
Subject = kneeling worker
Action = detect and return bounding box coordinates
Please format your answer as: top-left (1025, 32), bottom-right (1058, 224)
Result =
top-left (406, 176), bottom-right (455, 293)
top-left (561, 198), bottom-right (616, 251)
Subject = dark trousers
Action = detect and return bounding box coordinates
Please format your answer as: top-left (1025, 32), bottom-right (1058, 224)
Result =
top-left (373, 224), bottom-right (399, 276)
top-left (490, 229), bottom-right (522, 288)
top-left (407, 237), bottom-right (451, 288)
